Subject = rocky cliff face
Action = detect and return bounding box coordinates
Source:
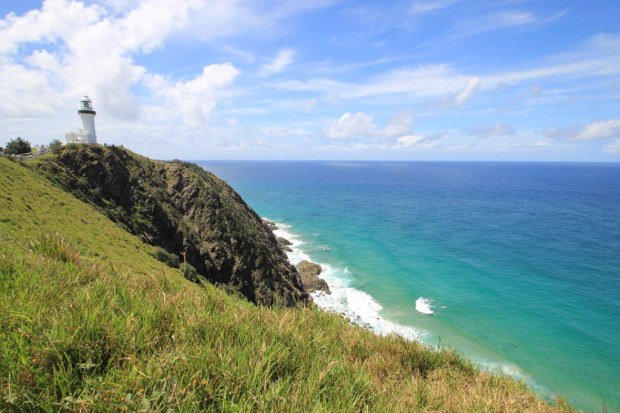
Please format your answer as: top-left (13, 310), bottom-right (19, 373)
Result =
top-left (36, 145), bottom-right (308, 306)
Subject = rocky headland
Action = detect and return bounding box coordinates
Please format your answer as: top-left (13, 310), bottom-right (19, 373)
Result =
top-left (296, 260), bottom-right (331, 294)
top-left (36, 145), bottom-right (308, 306)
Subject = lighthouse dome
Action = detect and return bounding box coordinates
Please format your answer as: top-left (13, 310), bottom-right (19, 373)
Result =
top-left (79, 96), bottom-right (94, 111)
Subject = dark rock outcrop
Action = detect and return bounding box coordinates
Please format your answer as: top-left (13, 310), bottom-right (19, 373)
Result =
top-left (276, 237), bottom-right (293, 252)
top-left (296, 260), bottom-right (331, 294)
top-left (36, 144), bottom-right (308, 306)
top-left (277, 237), bottom-right (292, 246)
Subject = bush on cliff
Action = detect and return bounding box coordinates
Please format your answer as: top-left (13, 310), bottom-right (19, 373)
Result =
top-left (4, 136), bottom-right (31, 155)
top-left (150, 246), bottom-right (180, 268)
top-left (49, 138), bottom-right (63, 154)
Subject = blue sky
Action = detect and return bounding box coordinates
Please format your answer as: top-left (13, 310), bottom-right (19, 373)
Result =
top-left (1, 0), bottom-right (619, 160)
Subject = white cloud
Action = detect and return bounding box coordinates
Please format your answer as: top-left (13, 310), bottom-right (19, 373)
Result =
top-left (576, 119), bottom-right (620, 141)
top-left (545, 119), bottom-right (620, 142)
top-left (325, 112), bottom-right (377, 139)
top-left (0, 0), bottom-right (207, 121)
top-left (325, 111), bottom-right (414, 139)
top-left (397, 135), bottom-right (423, 148)
top-left (451, 76), bottom-right (480, 106)
top-left (280, 65), bottom-right (482, 108)
top-left (259, 48), bottom-right (295, 76)
top-left (147, 63), bottom-right (239, 127)
top-left (277, 35), bottom-right (620, 112)
top-left (483, 34), bottom-right (620, 89)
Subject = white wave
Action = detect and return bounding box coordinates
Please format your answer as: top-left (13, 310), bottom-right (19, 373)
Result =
top-left (267, 218), bottom-right (425, 342)
top-left (269, 220), bottom-right (310, 265)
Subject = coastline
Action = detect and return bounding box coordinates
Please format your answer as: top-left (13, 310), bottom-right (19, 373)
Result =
top-left (265, 218), bottom-right (558, 403)
top-left (199, 160), bottom-right (620, 412)
top-left (266, 218), bottom-right (426, 341)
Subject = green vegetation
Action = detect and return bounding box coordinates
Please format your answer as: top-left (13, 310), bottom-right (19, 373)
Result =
top-left (48, 139), bottom-right (63, 155)
top-left (35, 144), bottom-right (306, 306)
top-left (0, 156), bottom-right (573, 412)
top-left (4, 137), bottom-right (31, 155)
top-left (150, 246), bottom-right (180, 268)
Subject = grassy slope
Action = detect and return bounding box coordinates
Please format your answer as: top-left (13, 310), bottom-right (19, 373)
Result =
top-left (0, 157), bottom-right (573, 412)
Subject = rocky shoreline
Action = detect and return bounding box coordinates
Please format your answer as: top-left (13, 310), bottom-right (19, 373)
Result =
top-left (264, 219), bottom-right (331, 296)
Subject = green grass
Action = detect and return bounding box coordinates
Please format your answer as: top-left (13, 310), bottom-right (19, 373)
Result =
top-left (0, 157), bottom-right (573, 412)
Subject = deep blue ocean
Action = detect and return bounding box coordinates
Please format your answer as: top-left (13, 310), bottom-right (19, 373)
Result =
top-left (197, 161), bottom-right (620, 412)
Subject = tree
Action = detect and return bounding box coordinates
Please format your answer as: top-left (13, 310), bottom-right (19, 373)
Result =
top-left (49, 139), bottom-right (63, 155)
top-left (4, 137), bottom-right (31, 155)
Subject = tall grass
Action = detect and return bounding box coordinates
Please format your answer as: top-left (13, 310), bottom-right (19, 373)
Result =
top-left (29, 232), bottom-right (80, 263)
top-left (0, 234), bottom-right (572, 412)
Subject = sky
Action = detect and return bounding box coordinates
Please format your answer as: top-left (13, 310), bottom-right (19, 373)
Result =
top-left (1, 0), bottom-right (619, 161)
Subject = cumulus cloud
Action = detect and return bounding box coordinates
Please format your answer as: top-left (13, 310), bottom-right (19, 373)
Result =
top-left (147, 63), bottom-right (239, 127)
top-left (324, 111), bottom-right (414, 140)
top-left (0, 0), bottom-right (208, 121)
top-left (325, 112), bottom-right (377, 139)
top-left (544, 119), bottom-right (620, 141)
top-left (259, 48), bottom-right (295, 76)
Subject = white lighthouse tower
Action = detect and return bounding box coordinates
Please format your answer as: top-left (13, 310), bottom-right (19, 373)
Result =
top-left (65, 96), bottom-right (97, 144)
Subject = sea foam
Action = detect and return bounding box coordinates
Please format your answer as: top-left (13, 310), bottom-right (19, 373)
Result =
top-left (271, 219), bottom-right (424, 341)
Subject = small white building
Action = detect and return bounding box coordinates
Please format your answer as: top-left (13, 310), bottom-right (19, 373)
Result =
top-left (65, 96), bottom-right (97, 144)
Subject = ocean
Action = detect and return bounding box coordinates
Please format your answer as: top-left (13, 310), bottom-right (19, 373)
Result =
top-left (196, 160), bottom-right (620, 412)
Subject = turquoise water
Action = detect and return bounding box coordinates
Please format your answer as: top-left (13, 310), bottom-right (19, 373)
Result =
top-left (197, 161), bottom-right (620, 412)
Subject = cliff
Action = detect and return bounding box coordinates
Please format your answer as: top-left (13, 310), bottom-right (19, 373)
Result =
top-left (35, 144), bottom-right (307, 306)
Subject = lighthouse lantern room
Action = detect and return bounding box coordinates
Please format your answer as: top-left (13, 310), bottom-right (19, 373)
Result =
top-left (65, 96), bottom-right (97, 144)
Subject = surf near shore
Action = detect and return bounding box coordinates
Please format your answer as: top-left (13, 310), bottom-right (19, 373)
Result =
top-left (264, 218), bottom-right (425, 341)
top-left (263, 218), bottom-right (550, 399)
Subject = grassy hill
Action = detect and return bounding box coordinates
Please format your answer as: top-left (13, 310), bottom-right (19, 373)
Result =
top-left (0, 155), bottom-right (573, 412)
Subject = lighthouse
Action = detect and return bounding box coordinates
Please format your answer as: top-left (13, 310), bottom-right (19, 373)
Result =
top-left (65, 96), bottom-right (97, 144)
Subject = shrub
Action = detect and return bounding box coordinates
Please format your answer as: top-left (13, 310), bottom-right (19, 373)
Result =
top-left (4, 137), bottom-right (31, 155)
top-left (180, 262), bottom-right (199, 282)
top-left (150, 247), bottom-right (180, 268)
top-left (49, 139), bottom-right (63, 155)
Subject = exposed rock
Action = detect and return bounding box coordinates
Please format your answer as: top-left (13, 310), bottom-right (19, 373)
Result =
top-left (262, 219), bottom-right (278, 230)
top-left (36, 145), bottom-right (309, 307)
top-left (276, 237), bottom-right (293, 252)
top-left (277, 237), bottom-right (292, 246)
top-left (296, 260), bottom-right (331, 294)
